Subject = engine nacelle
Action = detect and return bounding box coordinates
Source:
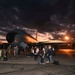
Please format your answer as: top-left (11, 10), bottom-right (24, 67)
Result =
top-left (6, 29), bottom-right (38, 49)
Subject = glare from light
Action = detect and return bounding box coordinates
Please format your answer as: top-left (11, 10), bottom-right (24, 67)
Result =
top-left (64, 36), bottom-right (70, 40)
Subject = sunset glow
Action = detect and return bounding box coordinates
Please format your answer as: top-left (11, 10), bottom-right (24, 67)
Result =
top-left (25, 36), bottom-right (38, 43)
top-left (58, 49), bottom-right (75, 58)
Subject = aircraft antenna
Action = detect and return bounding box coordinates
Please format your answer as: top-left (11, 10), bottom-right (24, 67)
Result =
top-left (36, 30), bottom-right (38, 41)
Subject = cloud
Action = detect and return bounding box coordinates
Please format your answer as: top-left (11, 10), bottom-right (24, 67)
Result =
top-left (0, 0), bottom-right (75, 40)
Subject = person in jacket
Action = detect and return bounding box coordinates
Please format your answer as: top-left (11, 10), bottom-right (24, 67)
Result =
top-left (47, 45), bottom-right (54, 63)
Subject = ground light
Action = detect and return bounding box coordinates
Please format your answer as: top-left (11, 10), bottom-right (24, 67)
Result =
top-left (64, 36), bottom-right (70, 41)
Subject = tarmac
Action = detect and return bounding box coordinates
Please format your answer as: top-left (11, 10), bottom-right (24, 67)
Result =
top-left (0, 51), bottom-right (75, 75)
top-left (0, 55), bottom-right (38, 64)
top-left (0, 54), bottom-right (75, 75)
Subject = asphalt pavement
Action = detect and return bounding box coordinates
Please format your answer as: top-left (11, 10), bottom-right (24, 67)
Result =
top-left (0, 49), bottom-right (75, 75)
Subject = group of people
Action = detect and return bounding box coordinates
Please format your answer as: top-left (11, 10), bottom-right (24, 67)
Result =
top-left (2, 45), bottom-right (24, 60)
top-left (2, 44), bottom-right (55, 64)
top-left (31, 45), bottom-right (55, 64)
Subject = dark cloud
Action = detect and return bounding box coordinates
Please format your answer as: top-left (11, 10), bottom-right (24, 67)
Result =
top-left (0, 0), bottom-right (75, 34)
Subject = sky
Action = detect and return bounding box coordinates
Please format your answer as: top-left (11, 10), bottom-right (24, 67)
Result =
top-left (0, 0), bottom-right (75, 42)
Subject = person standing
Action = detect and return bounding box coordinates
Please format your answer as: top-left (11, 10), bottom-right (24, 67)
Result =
top-left (38, 46), bottom-right (46, 64)
top-left (14, 46), bottom-right (18, 56)
top-left (47, 45), bottom-right (54, 63)
top-left (7, 45), bottom-right (11, 57)
top-left (3, 49), bottom-right (8, 61)
top-left (33, 46), bottom-right (39, 61)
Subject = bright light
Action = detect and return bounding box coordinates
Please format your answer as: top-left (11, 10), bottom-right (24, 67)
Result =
top-left (64, 36), bottom-right (70, 40)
